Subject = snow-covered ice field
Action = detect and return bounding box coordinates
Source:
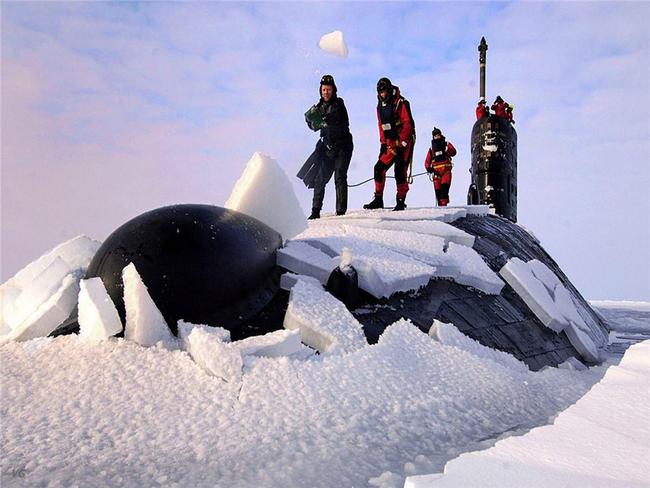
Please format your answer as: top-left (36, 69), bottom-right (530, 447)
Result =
top-left (2, 301), bottom-right (648, 487)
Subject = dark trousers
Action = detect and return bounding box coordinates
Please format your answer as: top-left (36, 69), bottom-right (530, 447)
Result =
top-left (312, 142), bottom-right (353, 214)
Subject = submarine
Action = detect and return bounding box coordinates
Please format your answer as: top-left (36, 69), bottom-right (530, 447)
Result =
top-left (49, 38), bottom-right (608, 371)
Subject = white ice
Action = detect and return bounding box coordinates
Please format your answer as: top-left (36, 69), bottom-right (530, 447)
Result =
top-left (78, 278), bottom-right (123, 343)
top-left (182, 325), bottom-right (243, 383)
top-left (225, 152), bottom-right (306, 241)
top-left (318, 30), bottom-right (348, 58)
top-left (407, 339), bottom-right (650, 488)
top-left (233, 329), bottom-right (302, 358)
top-left (499, 257), bottom-right (567, 333)
top-left (3, 273), bottom-right (80, 343)
top-left (283, 279), bottom-right (367, 354)
top-left (276, 241), bottom-right (338, 284)
top-left (429, 320), bottom-right (529, 374)
top-left (500, 257), bottom-right (600, 362)
top-left (177, 319), bottom-right (231, 343)
top-left (279, 272), bottom-right (323, 291)
top-left (1, 235), bottom-right (100, 334)
top-left (122, 263), bottom-right (175, 348)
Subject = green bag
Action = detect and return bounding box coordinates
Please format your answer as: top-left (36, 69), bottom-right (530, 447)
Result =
top-left (305, 105), bottom-right (326, 131)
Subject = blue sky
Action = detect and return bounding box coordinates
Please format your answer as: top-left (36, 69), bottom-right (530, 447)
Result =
top-left (2, 1), bottom-right (649, 300)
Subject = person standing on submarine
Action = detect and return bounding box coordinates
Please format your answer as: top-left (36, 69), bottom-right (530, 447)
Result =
top-left (304, 74), bottom-right (354, 220)
top-left (363, 77), bottom-right (415, 211)
top-left (424, 127), bottom-right (457, 207)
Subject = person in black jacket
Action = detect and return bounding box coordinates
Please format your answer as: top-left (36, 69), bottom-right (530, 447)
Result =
top-left (304, 75), bottom-right (354, 219)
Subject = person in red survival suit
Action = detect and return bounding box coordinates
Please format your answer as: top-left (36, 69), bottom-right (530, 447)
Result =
top-left (363, 77), bottom-right (415, 211)
top-left (424, 127), bottom-right (457, 207)
top-left (476, 97), bottom-right (489, 120)
top-left (492, 95), bottom-right (515, 123)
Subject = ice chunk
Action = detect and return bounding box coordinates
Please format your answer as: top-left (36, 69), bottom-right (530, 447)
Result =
top-left (232, 329), bottom-right (302, 358)
top-left (283, 279), bottom-right (366, 354)
top-left (557, 356), bottom-right (587, 371)
top-left (446, 242), bottom-right (504, 295)
top-left (177, 319), bottom-right (231, 343)
top-left (318, 30), bottom-right (348, 58)
top-left (280, 272), bottom-right (323, 291)
top-left (78, 278), bottom-right (123, 343)
top-left (429, 320), bottom-right (528, 373)
top-left (499, 257), bottom-right (567, 333)
top-left (9, 257), bottom-right (74, 329)
top-left (8, 235), bottom-right (100, 289)
top-left (295, 234), bottom-right (434, 298)
top-left (527, 259), bottom-right (561, 294)
top-left (225, 152), bottom-right (306, 241)
top-left (122, 263), bottom-right (174, 347)
top-left (183, 326), bottom-right (242, 383)
top-left (7, 274), bottom-right (80, 342)
top-left (276, 241), bottom-right (338, 284)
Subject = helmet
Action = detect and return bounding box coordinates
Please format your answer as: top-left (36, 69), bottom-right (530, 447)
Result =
top-left (432, 127), bottom-right (442, 137)
top-left (376, 77), bottom-right (392, 93)
top-left (495, 95), bottom-right (504, 103)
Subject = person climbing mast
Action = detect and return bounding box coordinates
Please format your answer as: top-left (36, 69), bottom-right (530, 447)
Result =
top-left (363, 77), bottom-right (415, 212)
top-left (424, 127), bottom-right (456, 207)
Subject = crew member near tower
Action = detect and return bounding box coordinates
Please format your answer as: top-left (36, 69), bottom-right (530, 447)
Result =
top-left (424, 127), bottom-right (456, 207)
top-left (363, 77), bottom-right (415, 212)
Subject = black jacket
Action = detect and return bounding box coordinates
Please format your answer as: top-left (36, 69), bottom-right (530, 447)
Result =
top-left (313, 96), bottom-right (352, 148)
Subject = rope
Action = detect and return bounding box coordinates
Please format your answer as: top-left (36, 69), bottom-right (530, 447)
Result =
top-left (347, 171), bottom-right (431, 188)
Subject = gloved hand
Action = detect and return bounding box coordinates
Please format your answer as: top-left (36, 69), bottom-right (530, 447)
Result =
top-left (380, 143), bottom-right (387, 155)
top-left (426, 166), bottom-right (434, 174)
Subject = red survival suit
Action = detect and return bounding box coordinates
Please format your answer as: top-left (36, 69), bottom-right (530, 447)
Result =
top-left (492, 96), bottom-right (513, 123)
top-left (374, 86), bottom-right (415, 201)
top-left (424, 133), bottom-right (457, 207)
top-left (476, 99), bottom-right (489, 120)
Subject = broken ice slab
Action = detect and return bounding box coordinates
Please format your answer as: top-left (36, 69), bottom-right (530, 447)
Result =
top-left (276, 241), bottom-right (338, 285)
top-left (283, 279), bottom-right (366, 354)
top-left (499, 257), bottom-right (567, 333)
top-left (78, 277), bottom-right (123, 343)
top-left (122, 263), bottom-right (174, 348)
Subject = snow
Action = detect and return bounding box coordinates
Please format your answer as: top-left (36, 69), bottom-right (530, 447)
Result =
top-left (429, 320), bottom-right (529, 374)
top-left (407, 339), bottom-right (650, 488)
top-left (283, 278), bottom-right (367, 354)
top-left (0, 317), bottom-right (613, 487)
top-left (276, 241), bottom-right (337, 284)
top-left (122, 263), bottom-right (175, 347)
top-left (318, 30), bottom-right (348, 58)
top-left (499, 257), bottom-right (600, 362)
top-left (78, 278), bottom-right (123, 343)
top-left (3, 273), bottom-right (80, 343)
top-left (225, 152), bottom-right (306, 241)
top-left (279, 272), bottom-right (323, 291)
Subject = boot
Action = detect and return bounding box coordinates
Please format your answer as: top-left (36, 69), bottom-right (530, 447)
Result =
top-left (393, 198), bottom-right (406, 211)
top-left (336, 210), bottom-right (346, 216)
top-left (308, 209), bottom-right (321, 220)
top-left (363, 194), bottom-right (384, 210)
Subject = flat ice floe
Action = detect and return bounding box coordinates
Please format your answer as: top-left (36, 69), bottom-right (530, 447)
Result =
top-left (407, 339), bottom-right (650, 488)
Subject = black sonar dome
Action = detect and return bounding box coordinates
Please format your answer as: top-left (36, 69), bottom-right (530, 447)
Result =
top-left (85, 204), bottom-right (283, 335)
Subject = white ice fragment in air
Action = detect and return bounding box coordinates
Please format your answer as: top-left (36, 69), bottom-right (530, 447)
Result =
top-left (232, 329), bottom-right (302, 358)
top-left (276, 241), bottom-right (337, 284)
top-left (283, 279), bottom-right (366, 354)
top-left (177, 319), bottom-right (231, 343)
top-left (429, 319), bottom-right (528, 373)
top-left (499, 257), bottom-right (567, 333)
top-left (339, 247), bottom-right (353, 270)
top-left (78, 278), bottom-right (122, 343)
top-left (122, 263), bottom-right (174, 347)
top-left (225, 152), bottom-right (306, 241)
top-left (183, 326), bottom-right (243, 383)
top-left (8, 274), bottom-right (80, 342)
top-left (318, 30), bottom-right (348, 58)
